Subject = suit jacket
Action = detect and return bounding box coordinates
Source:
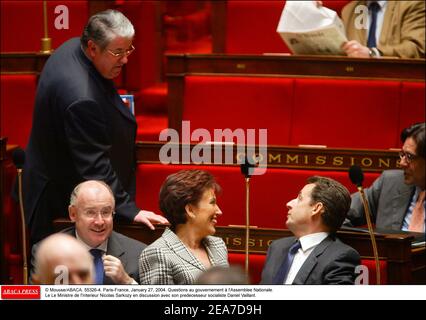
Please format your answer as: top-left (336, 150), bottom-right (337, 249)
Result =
top-left (31, 226), bottom-right (146, 284)
top-left (139, 228), bottom-right (229, 284)
top-left (347, 169), bottom-right (414, 230)
top-left (342, 1), bottom-right (425, 58)
top-left (21, 38), bottom-right (138, 243)
top-left (260, 235), bottom-right (360, 285)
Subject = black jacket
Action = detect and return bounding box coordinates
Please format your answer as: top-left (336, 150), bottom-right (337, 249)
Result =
top-left (22, 38), bottom-right (138, 243)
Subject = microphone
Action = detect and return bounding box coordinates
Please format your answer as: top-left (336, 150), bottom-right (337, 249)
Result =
top-left (349, 165), bottom-right (364, 187)
top-left (240, 156), bottom-right (255, 178)
top-left (240, 156), bottom-right (256, 280)
top-left (348, 165), bottom-right (380, 284)
top-left (12, 147), bottom-right (28, 285)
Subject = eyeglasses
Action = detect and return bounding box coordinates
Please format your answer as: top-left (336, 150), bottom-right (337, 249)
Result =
top-left (399, 151), bottom-right (419, 164)
top-left (82, 208), bottom-right (115, 219)
top-left (107, 45), bottom-right (135, 58)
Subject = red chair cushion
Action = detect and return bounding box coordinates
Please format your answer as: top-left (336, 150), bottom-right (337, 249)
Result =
top-left (291, 78), bottom-right (401, 149)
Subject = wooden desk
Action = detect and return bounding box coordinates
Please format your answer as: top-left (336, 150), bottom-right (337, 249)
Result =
top-left (166, 53), bottom-right (425, 132)
top-left (136, 141), bottom-right (400, 172)
top-left (54, 219), bottom-right (426, 284)
top-left (0, 52), bottom-right (50, 75)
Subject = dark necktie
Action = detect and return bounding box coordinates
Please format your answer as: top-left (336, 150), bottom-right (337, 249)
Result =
top-left (90, 249), bottom-right (104, 285)
top-left (367, 2), bottom-right (380, 48)
top-left (272, 240), bottom-right (302, 284)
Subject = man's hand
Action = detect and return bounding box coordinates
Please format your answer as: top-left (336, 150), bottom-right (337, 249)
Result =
top-left (315, 1), bottom-right (323, 7)
top-left (342, 40), bottom-right (370, 58)
top-left (103, 255), bottom-right (134, 284)
top-left (133, 210), bottom-right (169, 230)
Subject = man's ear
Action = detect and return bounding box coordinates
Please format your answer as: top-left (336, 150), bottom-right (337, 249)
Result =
top-left (69, 205), bottom-right (77, 222)
top-left (87, 40), bottom-right (98, 58)
top-left (311, 202), bottom-right (324, 217)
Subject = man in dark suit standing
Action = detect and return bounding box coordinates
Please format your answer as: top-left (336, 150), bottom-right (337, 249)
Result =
top-left (261, 176), bottom-right (360, 285)
top-left (21, 10), bottom-right (168, 245)
top-left (32, 180), bottom-right (146, 284)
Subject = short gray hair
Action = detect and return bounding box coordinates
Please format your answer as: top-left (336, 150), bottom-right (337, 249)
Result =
top-left (70, 180), bottom-right (115, 207)
top-left (81, 9), bottom-right (134, 50)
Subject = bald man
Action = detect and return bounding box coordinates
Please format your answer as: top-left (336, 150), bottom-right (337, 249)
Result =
top-left (31, 180), bottom-right (147, 284)
top-left (32, 233), bottom-right (94, 284)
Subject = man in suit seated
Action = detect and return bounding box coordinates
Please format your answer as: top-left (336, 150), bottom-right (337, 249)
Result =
top-left (341, 0), bottom-right (425, 58)
top-left (318, 1), bottom-right (425, 58)
top-left (261, 176), bottom-right (360, 285)
top-left (32, 233), bottom-right (94, 285)
top-left (347, 123), bottom-right (425, 233)
top-left (32, 180), bottom-right (146, 284)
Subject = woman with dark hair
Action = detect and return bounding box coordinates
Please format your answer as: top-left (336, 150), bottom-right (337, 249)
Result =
top-left (139, 170), bottom-right (229, 284)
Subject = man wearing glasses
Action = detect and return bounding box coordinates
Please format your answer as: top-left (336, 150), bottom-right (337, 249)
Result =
top-left (31, 180), bottom-right (146, 284)
top-left (20, 10), bottom-right (168, 247)
top-left (347, 123), bottom-right (425, 233)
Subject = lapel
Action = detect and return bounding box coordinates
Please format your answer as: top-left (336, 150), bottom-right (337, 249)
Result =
top-left (354, 0), bottom-right (367, 45)
top-left (391, 184), bottom-right (414, 229)
top-left (379, 0), bottom-right (396, 45)
top-left (203, 237), bottom-right (221, 266)
top-left (292, 236), bottom-right (333, 285)
top-left (271, 237), bottom-right (295, 281)
top-left (91, 71), bottom-right (136, 124)
top-left (163, 228), bottom-right (206, 271)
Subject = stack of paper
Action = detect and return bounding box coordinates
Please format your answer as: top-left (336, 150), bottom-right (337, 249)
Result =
top-left (277, 1), bottom-right (348, 55)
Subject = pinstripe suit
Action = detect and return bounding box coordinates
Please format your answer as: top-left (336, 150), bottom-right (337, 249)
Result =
top-left (139, 228), bottom-right (229, 284)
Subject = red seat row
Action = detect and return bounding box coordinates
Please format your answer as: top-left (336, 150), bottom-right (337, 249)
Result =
top-left (183, 75), bottom-right (425, 149)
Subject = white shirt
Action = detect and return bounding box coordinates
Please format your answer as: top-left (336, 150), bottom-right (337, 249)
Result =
top-left (402, 187), bottom-right (426, 232)
top-left (285, 232), bottom-right (329, 284)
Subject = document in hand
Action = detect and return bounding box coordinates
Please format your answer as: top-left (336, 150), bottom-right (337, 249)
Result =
top-left (277, 1), bottom-right (348, 55)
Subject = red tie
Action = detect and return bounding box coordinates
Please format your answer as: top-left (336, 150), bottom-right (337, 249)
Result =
top-left (408, 190), bottom-right (425, 232)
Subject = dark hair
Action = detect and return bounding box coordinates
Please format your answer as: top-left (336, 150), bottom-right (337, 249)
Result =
top-left (159, 170), bottom-right (221, 230)
top-left (400, 123), bottom-right (425, 158)
top-left (307, 176), bottom-right (351, 234)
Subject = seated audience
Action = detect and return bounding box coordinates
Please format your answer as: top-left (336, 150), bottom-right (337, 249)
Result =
top-left (261, 176), bottom-right (360, 284)
top-left (32, 233), bottom-right (94, 285)
top-left (347, 123), bottom-right (425, 232)
top-left (32, 180), bottom-right (147, 284)
top-left (195, 266), bottom-right (249, 285)
top-left (139, 170), bottom-right (229, 284)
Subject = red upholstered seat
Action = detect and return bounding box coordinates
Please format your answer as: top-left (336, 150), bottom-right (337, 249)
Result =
top-left (136, 164), bottom-right (379, 228)
top-left (0, 74), bottom-right (37, 148)
top-left (224, 0), bottom-right (349, 54)
top-left (183, 76), bottom-right (294, 145)
top-left (227, 253), bottom-right (388, 284)
top-left (226, 0), bottom-right (289, 54)
top-left (135, 114), bottom-right (168, 142)
top-left (291, 78), bottom-right (401, 149)
top-left (1, 0), bottom-right (88, 52)
top-left (228, 253), bottom-right (266, 284)
top-left (399, 82), bottom-right (425, 137)
top-left (359, 259), bottom-right (388, 285)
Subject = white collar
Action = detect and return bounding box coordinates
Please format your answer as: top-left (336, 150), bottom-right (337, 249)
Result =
top-left (298, 232), bottom-right (329, 252)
